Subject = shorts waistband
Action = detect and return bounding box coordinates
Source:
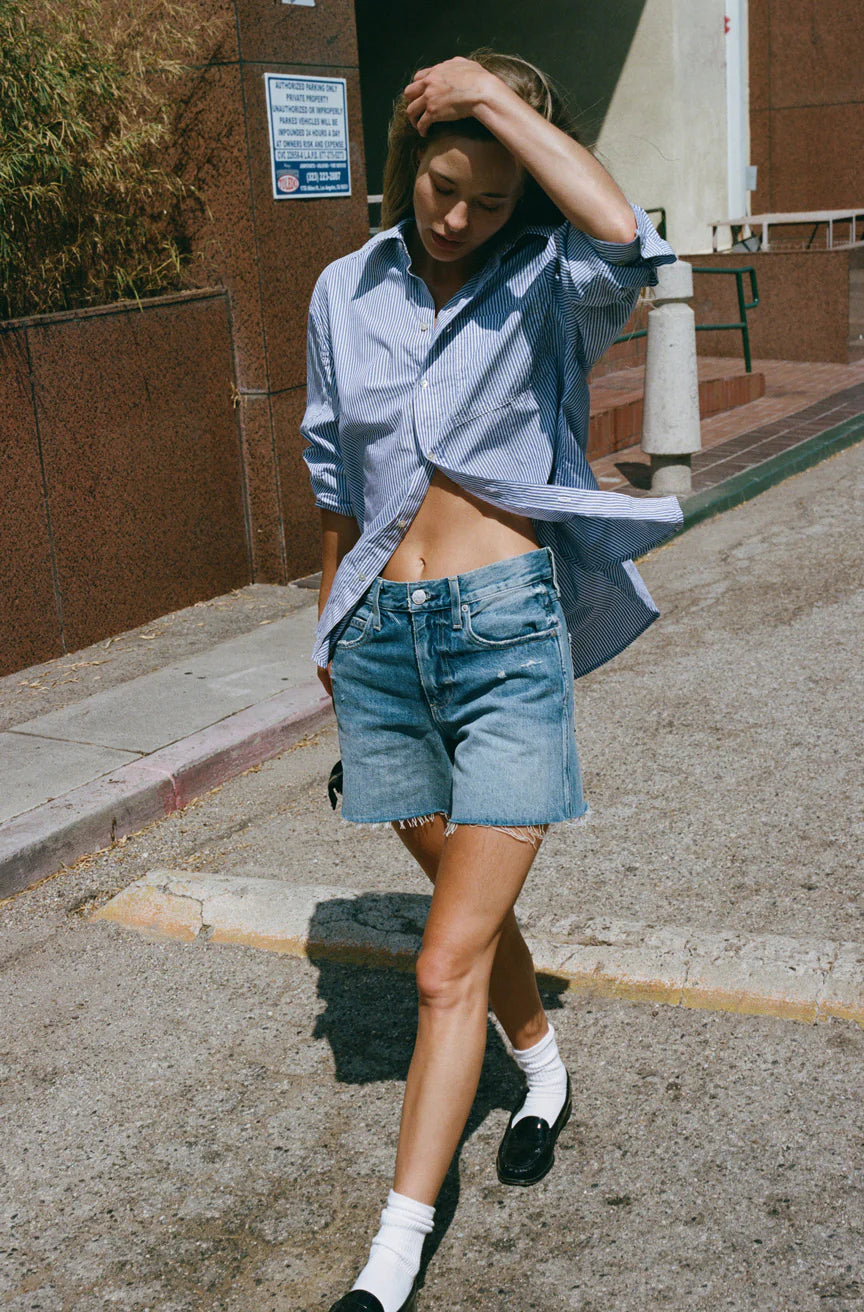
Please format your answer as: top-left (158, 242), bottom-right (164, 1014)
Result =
top-left (370, 547), bottom-right (555, 613)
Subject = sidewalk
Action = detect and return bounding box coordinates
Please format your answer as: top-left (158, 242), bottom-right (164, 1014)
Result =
top-left (0, 582), bottom-right (331, 898)
top-left (3, 359), bottom-right (864, 901)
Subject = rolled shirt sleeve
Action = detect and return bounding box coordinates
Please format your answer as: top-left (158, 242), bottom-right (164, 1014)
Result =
top-left (300, 274), bottom-right (355, 517)
top-left (555, 201), bottom-right (678, 370)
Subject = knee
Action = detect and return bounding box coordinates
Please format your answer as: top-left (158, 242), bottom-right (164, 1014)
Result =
top-left (415, 943), bottom-right (487, 1010)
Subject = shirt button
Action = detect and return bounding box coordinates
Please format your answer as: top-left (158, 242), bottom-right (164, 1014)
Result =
top-left (411, 589), bottom-right (427, 605)
top-left (419, 322), bottom-right (429, 332)
top-left (397, 519), bottom-right (408, 529)
top-left (419, 378), bottom-right (428, 389)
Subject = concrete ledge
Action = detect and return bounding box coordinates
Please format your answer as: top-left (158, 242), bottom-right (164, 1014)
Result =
top-left (0, 689), bottom-right (332, 900)
top-left (91, 872), bottom-right (864, 1028)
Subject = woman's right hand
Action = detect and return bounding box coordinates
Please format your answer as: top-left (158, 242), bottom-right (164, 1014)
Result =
top-left (317, 662), bottom-right (334, 701)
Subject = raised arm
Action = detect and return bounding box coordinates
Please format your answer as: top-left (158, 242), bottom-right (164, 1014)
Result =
top-left (403, 56), bottom-right (637, 244)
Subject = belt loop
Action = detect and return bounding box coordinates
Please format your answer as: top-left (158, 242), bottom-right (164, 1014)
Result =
top-left (545, 545), bottom-right (560, 596)
top-left (448, 575), bottom-right (462, 629)
top-left (370, 576), bottom-right (383, 629)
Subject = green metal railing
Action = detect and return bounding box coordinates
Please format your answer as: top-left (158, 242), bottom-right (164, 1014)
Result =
top-left (690, 266), bottom-right (759, 373)
top-left (613, 265), bottom-right (760, 373)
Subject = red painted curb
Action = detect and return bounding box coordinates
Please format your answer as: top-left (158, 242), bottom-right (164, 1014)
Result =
top-left (0, 685), bottom-right (334, 900)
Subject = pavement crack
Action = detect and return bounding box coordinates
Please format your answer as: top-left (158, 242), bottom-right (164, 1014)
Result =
top-left (678, 939), bottom-right (696, 1005)
top-left (813, 938), bottom-right (844, 1012)
top-left (159, 879), bottom-right (206, 930)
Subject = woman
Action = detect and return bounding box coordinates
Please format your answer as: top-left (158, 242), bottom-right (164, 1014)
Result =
top-left (301, 50), bottom-right (682, 1312)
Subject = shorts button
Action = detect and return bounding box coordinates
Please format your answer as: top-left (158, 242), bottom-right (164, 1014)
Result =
top-left (411, 588), bottom-right (427, 604)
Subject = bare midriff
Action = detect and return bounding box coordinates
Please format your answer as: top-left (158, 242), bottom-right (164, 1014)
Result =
top-left (381, 260), bottom-right (539, 583)
top-left (381, 468), bottom-right (539, 582)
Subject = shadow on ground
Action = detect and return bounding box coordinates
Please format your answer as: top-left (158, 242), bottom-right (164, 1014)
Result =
top-left (307, 892), bottom-right (567, 1277)
top-left (614, 459), bottom-right (651, 489)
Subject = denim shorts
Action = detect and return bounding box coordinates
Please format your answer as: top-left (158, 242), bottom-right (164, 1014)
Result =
top-left (329, 547), bottom-right (587, 836)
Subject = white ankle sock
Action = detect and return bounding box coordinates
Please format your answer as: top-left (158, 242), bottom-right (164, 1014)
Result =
top-left (351, 1189), bottom-right (435, 1312)
top-left (510, 1022), bottom-right (569, 1127)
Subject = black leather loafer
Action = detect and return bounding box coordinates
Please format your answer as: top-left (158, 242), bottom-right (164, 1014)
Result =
top-left (328, 1276), bottom-right (419, 1312)
top-left (496, 1072), bottom-right (572, 1186)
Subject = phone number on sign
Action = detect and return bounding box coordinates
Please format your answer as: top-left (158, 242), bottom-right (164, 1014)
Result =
top-left (306, 171), bottom-right (343, 182)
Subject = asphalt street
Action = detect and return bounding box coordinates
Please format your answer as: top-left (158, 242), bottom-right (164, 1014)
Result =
top-left (2, 442), bottom-right (863, 1311)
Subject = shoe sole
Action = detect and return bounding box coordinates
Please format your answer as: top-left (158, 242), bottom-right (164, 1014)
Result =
top-left (495, 1097), bottom-right (573, 1187)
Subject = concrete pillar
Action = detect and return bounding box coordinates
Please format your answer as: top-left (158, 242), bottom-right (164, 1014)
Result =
top-left (641, 259), bottom-right (702, 495)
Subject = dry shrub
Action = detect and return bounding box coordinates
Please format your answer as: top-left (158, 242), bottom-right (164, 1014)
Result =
top-left (0, 0), bottom-right (223, 319)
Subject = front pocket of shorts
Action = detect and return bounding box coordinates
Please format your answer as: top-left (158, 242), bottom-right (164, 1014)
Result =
top-left (462, 584), bottom-right (559, 649)
top-left (333, 603), bottom-right (375, 651)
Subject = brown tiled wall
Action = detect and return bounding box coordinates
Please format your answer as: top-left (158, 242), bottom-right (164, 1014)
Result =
top-left (749, 0), bottom-right (864, 212)
top-left (0, 332), bottom-right (62, 673)
top-left (685, 251), bottom-right (852, 363)
top-left (0, 292), bottom-right (249, 676)
top-left (174, 0), bottom-right (371, 583)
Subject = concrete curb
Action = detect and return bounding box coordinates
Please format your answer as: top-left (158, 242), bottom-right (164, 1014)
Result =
top-left (676, 413), bottom-right (864, 535)
top-left (0, 688), bottom-right (332, 900)
top-left (91, 872), bottom-right (864, 1028)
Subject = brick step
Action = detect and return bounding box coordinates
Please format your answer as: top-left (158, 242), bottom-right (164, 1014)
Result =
top-left (587, 367), bottom-right (766, 461)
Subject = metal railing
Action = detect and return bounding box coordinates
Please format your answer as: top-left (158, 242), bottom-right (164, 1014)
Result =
top-left (690, 266), bottom-right (759, 373)
top-left (613, 265), bottom-right (760, 373)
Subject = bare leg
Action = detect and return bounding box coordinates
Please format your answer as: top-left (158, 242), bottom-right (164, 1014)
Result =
top-left (393, 817), bottom-right (549, 1051)
top-left (392, 823), bottom-right (544, 1204)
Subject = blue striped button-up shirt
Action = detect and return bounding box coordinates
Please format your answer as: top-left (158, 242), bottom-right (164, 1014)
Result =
top-left (301, 201), bottom-right (684, 675)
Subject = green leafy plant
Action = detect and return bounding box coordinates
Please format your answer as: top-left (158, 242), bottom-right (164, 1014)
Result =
top-left (0, 0), bottom-right (221, 320)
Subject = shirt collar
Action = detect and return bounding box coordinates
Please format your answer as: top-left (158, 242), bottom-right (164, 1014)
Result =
top-left (366, 213), bottom-right (553, 270)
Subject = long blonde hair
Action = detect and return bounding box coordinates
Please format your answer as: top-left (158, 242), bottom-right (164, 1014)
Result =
top-left (380, 48), bottom-right (585, 229)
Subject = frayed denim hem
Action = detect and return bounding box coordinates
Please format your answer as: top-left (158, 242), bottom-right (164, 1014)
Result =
top-left (443, 820), bottom-right (549, 849)
top-left (338, 807), bottom-right (591, 848)
top-left (559, 805), bottom-right (592, 829)
top-left (338, 810), bottom-right (447, 832)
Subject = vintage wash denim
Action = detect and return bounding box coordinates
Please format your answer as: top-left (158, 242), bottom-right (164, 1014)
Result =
top-left (329, 548), bottom-right (587, 830)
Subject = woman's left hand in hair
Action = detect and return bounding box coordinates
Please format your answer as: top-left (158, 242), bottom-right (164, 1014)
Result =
top-left (404, 57), bottom-right (497, 136)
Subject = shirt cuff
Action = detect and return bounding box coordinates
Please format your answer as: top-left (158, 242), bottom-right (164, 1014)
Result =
top-left (314, 492), bottom-right (354, 517)
top-left (583, 231), bottom-right (642, 266)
